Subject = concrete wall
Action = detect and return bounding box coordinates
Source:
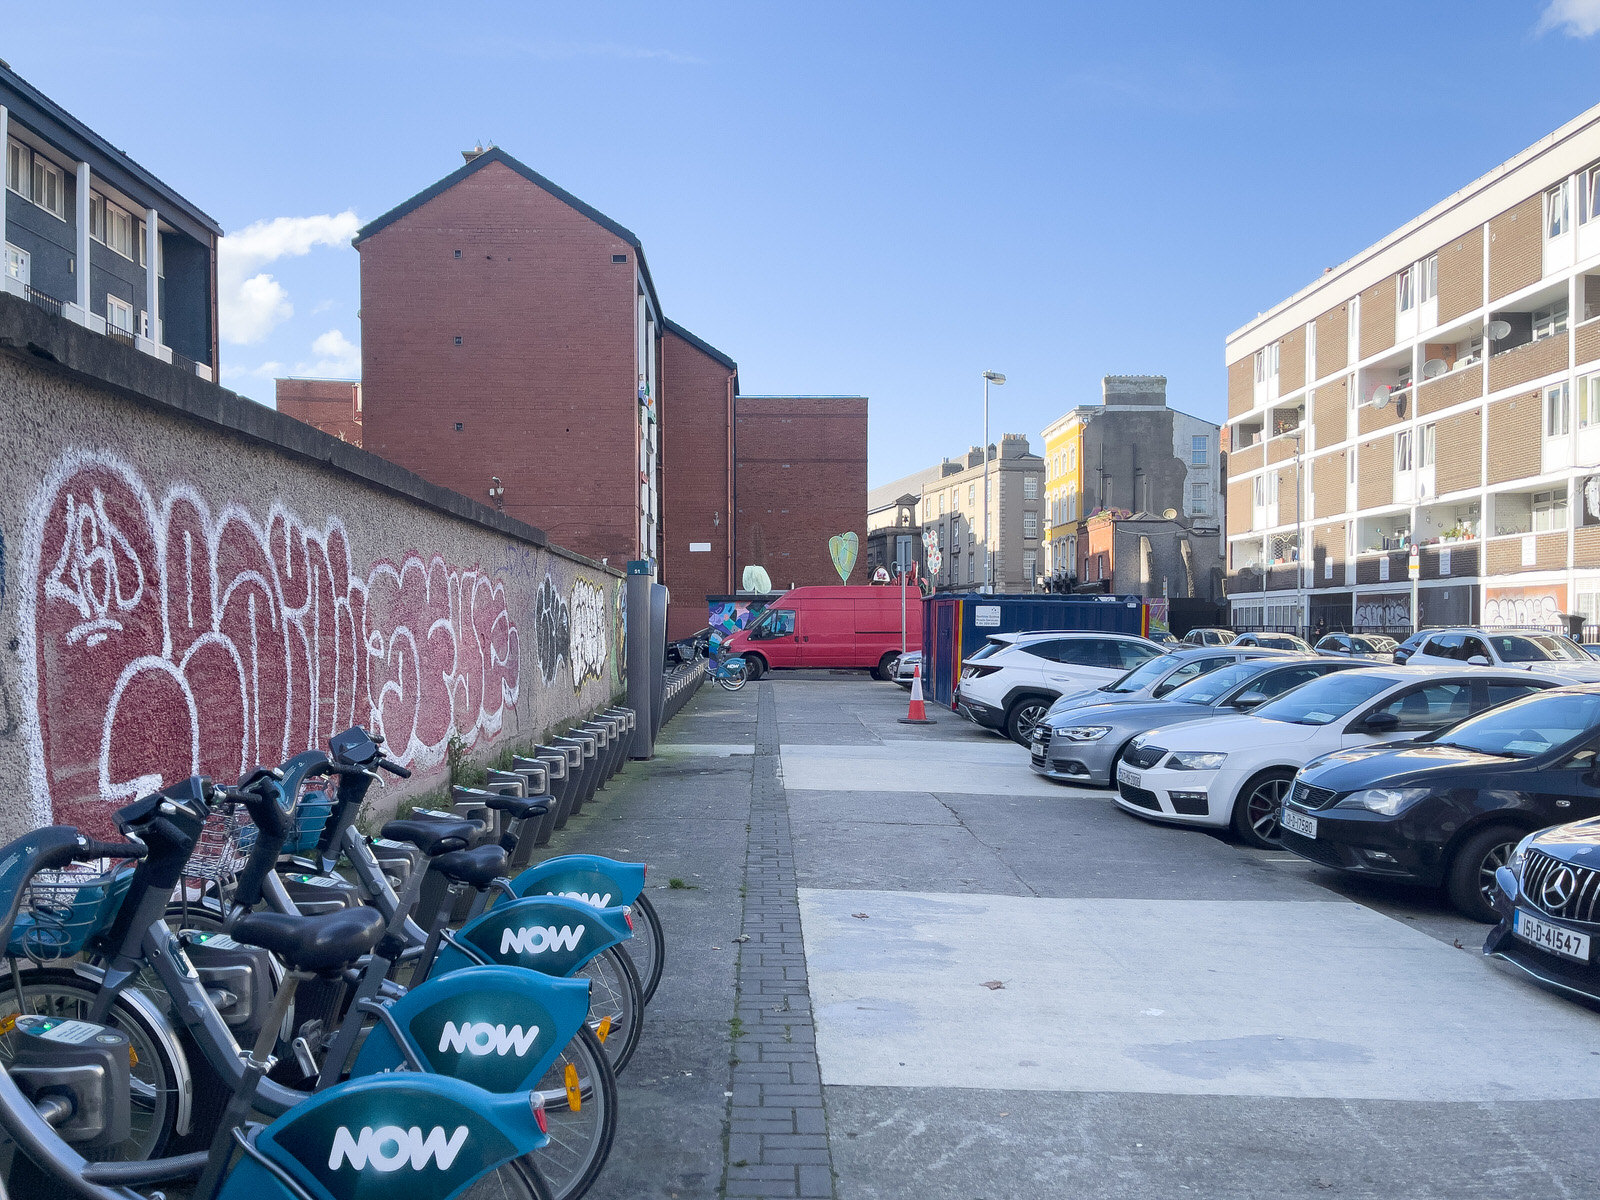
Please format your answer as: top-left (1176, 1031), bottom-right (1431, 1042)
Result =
top-left (0, 295), bottom-right (623, 842)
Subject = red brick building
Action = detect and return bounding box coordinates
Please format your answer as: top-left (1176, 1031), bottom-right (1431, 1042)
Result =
top-left (354, 147), bottom-right (663, 565)
top-left (736, 396), bottom-right (868, 591)
top-left (275, 378), bottom-right (363, 445)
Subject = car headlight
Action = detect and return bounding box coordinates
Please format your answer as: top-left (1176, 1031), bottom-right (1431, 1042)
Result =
top-left (1508, 832), bottom-right (1537, 880)
top-left (1058, 726), bottom-right (1112, 742)
top-left (1168, 751), bottom-right (1227, 771)
top-left (1334, 787), bottom-right (1431, 816)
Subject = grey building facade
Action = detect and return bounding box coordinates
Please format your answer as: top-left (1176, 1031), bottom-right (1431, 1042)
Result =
top-left (920, 434), bottom-right (1045, 593)
top-left (2, 63), bottom-right (221, 378)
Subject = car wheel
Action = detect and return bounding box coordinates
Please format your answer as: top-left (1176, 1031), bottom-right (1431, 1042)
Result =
top-left (1446, 824), bottom-right (1522, 923)
top-left (1005, 696), bottom-right (1052, 746)
top-left (742, 654), bottom-right (766, 681)
top-left (1106, 741), bottom-right (1137, 789)
top-left (873, 652), bottom-right (898, 682)
top-left (1231, 769), bottom-right (1294, 849)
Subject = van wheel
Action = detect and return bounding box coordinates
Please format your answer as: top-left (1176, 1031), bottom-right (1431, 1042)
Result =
top-left (1005, 696), bottom-right (1052, 746)
top-left (873, 653), bottom-right (898, 682)
top-left (742, 655), bottom-right (766, 681)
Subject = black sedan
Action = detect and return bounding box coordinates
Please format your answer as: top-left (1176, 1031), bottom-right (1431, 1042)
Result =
top-left (1279, 682), bottom-right (1596, 921)
top-left (1485, 816), bottom-right (1600, 1007)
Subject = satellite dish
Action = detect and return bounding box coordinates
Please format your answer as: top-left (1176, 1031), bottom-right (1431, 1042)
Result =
top-left (1422, 358), bottom-right (1448, 378)
top-left (1368, 383), bottom-right (1391, 409)
top-left (1162, 508), bottom-right (1178, 520)
top-left (1486, 319), bottom-right (1512, 340)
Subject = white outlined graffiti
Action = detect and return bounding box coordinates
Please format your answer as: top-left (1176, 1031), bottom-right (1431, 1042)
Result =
top-left (569, 578), bottom-right (607, 689)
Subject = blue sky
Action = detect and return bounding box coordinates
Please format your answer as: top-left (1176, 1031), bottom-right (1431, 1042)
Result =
top-left (10, 1), bottom-right (1600, 486)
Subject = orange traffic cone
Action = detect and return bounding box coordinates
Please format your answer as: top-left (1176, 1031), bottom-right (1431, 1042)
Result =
top-left (897, 662), bottom-right (936, 724)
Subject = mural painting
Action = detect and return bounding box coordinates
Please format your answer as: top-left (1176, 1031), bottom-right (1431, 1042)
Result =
top-left (1483, 586), bottom-right (1566, 630)
top-left (18, 450), bottom-right (576, 835)
top-left (707, 595), bottom-right (778, 655)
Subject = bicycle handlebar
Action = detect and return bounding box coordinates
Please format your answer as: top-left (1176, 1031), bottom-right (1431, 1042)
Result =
top-left (378, 757), bottom-right (411, 779)
top-left (73, 838), bottom-right (147, 863)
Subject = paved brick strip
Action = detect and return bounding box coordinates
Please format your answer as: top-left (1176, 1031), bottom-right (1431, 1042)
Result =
top-left (721, 685), bottom-right (837, 1199)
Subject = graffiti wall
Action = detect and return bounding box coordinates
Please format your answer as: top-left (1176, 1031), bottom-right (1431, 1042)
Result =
top-left (1483, 585), bottom-right (1566, 629)
top-left (0, 339), bottom-right (622, 840)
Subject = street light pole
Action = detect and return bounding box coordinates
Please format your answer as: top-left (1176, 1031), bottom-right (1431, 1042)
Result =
top-left (982, 370), bottom-right (1006, 593)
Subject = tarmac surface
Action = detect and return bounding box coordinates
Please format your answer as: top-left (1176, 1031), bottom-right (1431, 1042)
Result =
top-left (557, 670), bottom-right (1600, 1199)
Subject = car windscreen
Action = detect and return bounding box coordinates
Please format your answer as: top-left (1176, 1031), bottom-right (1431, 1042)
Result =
top-left (1488, 634), bottom-right (1567, 662)
top-left (1165, 659), bottom-right (1276, 705)
top-left (1258, 635), bottom-right (1305, 650)
top-left (1434, 691), bottom-right (1600, 757)
top-left (1104, 654), bottom-right (1180, 694)
top-left (1251, 672), bottom-right (1396, 726)
top-left (1350, 635), bottom-right (1395, 652)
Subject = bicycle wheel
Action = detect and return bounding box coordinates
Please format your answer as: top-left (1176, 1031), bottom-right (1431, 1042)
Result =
top-left (0, 967), bottom-right (186, 1161)
top-left (623, 892), bottom-right (664, 1005)
top-left (531, 1025), bottom-right (617, 1200)
top-left (573, 946), bottom-right (643, 1074)
top-left (462, 1156), bottom-right (554, 1200)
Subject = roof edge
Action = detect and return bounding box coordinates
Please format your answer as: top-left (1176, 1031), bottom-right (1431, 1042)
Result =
top-left (662, 317), bottom-right (738, 371)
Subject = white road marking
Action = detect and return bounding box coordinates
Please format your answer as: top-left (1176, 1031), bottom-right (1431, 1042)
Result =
top-left (780, 742), bottom-right (1077, 797)
top-left (799, 888), bottom-right (1600, 1101)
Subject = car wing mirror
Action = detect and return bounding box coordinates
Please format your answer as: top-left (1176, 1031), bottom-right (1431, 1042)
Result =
top-left (1363, 710), bottom-right (1401, 731)
top-left (1232, 691), bottom-right (1268, 709)
top-left (1466, 655), bottom-right (1490, 666)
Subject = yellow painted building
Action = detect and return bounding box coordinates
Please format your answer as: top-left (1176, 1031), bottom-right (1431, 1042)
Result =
top-left (1041, 409), bottom-right (1089, 582)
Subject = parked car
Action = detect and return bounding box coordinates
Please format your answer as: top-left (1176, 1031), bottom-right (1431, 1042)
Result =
top-left (1402, 627), bottom-right (1591, 670)
top-left (1391, 631), bottom-right (1429, 665)
top-left (1180, 628), bottom-right (1235, 647)
top-left (892, 650), bottom-right (922, 688)
top-left (724, 585), bottom-right (923, 680)
top-left (1031, 656), bottom-right (1373, 787)
top-left (1579, 643), bottom-right (1600, 660)
top-left (955, 631), bottom-right (1168, 745)
top-left (1113, 665), bottom-right (1564, 849)
top-left (1485, 807), bottom-right (1600, 1006)
top-left (1314, 633), bottom-right (1398, 662)
top-left (1282, 685), bottom-right (1600, 921)
top-left (1040, 646), bottom-right (1290, 724)
top-left (1231, 632), bottom-right (1312, 652)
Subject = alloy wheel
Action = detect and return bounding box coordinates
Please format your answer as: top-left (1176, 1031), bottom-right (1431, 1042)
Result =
top-left (1012, 702), bottom-right (1049, 744)
top-left (1244, 777), bottom-right (1291, 844)
top-left (1477, 839), bottom-right (1516, 907)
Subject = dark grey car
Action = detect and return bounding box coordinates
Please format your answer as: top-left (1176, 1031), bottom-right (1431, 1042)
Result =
top-left (1028, 656), bottom-right (1376, 786)
top-left (1039, 646), bottom-right (1289, 725)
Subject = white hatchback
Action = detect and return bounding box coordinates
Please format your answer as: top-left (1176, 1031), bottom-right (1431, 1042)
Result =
top-left (1112, 666), bottom-right (1564, 848)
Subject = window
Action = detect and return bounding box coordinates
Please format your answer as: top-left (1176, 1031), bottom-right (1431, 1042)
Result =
top-left (1349, 450), bottom-right (1356, 483)
top-left (1189, 481), bottom-right (1211, 516)
top-left (1067, 493), bottom-right (1077, 521)
top-left (107, 203), bottom-right (134, 259)
top-left (105, 294), bottom-right (134, 334)
top-left (1023, 549), bottom-right (1036, 581)
top-left (1533, 299), bottom-right (1569, 341)
top-left (5, 244), bottom-right (28, 286)
top-left (1583, 165), bottom-right (1600, 226)
top-left (1534, 487), bottom-right (1569, 532)
top-left (966, 556), bottom-right (974, 583)
top-left (1420, 423), bottom-right (1435, 469)
top-left (1547, 383), bottom-right (1570, 438)
top-left (1023, 513), bottom-right (1038, 538)
top-left (5, 140), bottom-right (23, 196)
top-left (968, 484), bottom-right (975, 506)
top-left (1372, 682), bottom-right (1474, 732)
top-left (1397, 266), bottom-right (1415, 312)
top-left (1583, 374), bottom-right (1600, 428)
top-left (7, 140), bottom-right (65, 220)
top-left (1255, 349), bottom-right (1266, 383)
top-left (1067, 445), bottom-right (1077, 471)
top-left (938, 493), bottom-right (945, 515)
top-left (89, 193), bottom-right (105, 242)
top-left (1191, 435), bottom-right (1209, 466)
top-left (1396, 430), bottom-right (1413, 472)
top-left (1023, 474), bottom-right (1038, 499)
top-left (1420, 255), bottom-right (1438, 303)
top-left (1548, 180), bottom-right (1572, 239)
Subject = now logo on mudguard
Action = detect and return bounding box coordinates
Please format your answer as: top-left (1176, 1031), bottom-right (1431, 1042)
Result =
top-left (549, 889), bottom-right (613, 907)
top-left (438, 1021), bottom-right (540, 1057)
top-left (328, 1125), bottom-right (468, 1172)
top-left (499, 923), bottom-right (584, 956)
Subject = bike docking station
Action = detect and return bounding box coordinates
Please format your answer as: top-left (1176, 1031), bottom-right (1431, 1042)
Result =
top-left (898, 662), bottom-right (937, 724)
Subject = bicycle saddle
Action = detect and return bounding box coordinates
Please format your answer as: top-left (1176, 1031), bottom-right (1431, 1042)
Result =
top-left (379, 818), bottom-right (478, 856)
top-left (484, 794), bottom-right (551, 821)
top-left (230, 905), bottom-right (384, 974)
top-left (429, 844), bottom-right (509, 890)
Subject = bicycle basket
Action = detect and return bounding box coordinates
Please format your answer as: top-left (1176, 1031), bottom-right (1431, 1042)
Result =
top-left (8, 865), bottom-right (136, 961)
top-left (184, 806), bottom-right (259, 885)
top-left (285, 790), bottom-right (335, 855)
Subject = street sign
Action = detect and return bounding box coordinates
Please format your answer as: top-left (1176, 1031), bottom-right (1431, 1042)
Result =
top-left (1408, 546), bottom-right (1420, 580)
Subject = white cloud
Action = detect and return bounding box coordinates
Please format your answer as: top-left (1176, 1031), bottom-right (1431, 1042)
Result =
top-left (219, 360), bottom-right (285, 383)
top-left (218, 211), bottom-right (360, 345)
top-left (296, 329), bottom-right (361, 378)
top-left (1538, 0), bottom-right (1600, 36)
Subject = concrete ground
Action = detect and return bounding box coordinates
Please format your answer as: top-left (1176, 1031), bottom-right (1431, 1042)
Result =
top-left (555, 671), bottom-right (1600, 1200)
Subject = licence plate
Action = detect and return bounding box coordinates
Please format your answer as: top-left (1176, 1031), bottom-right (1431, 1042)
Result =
top-left (1513, 909), bottom-right (1592, 962)
top-left (1117, 765), bottom-right (1141, 787)
top-left (1031, 739), bottom-right (1045, 754)
top-left (1280, 806), bottom-right (1317, 839)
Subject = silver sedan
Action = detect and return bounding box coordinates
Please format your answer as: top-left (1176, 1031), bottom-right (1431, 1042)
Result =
top-left (1028, 656), bottom-right (1376, 786)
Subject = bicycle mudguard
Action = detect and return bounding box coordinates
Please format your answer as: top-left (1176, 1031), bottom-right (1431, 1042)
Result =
top-left (214, 1073), bottom-right (548, 1200)
top-left (432, 895), bottom-right (632, 978)
top-left (500, 855), bottom-right (647, 911)
top-left (349, 965), bottom-right (590, 1090)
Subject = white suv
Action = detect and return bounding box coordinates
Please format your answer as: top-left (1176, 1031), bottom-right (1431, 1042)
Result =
top-left (955, 631), bottom-right (1167, 745)
top-left (1403, 627), bottom-right (1591, 670)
